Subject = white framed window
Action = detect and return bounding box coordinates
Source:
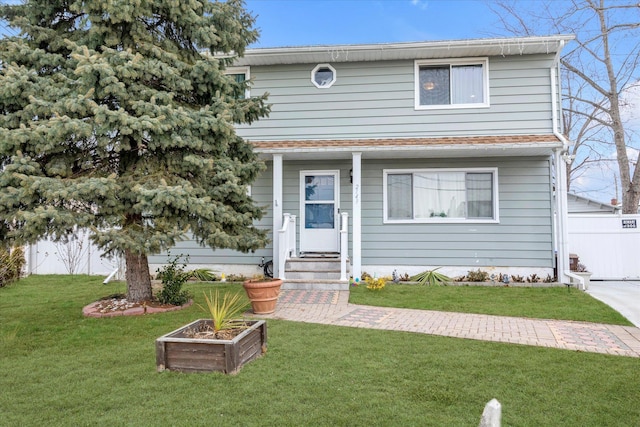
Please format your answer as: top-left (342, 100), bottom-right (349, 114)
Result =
top-left (414, 58), bottom-right (489, 109)
top-left (225, 66), bottom-right (250, 99)
top-left (383, 168), bottom-right (499, 223)
top-left (311, 63), bottom-right (336, 89)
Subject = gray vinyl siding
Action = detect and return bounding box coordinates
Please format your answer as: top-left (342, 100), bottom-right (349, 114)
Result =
top-left (361, 156), bottom-right (554, 268)
top-left (155, 157), bottom-right (553, 269)
top-left (237, 54), bottom-right (555, 141)
top-left (148, 163), bottom-right (274, 267)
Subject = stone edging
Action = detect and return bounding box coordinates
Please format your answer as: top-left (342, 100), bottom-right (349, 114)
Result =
top-left (82, 299), bottom-right (194, 318)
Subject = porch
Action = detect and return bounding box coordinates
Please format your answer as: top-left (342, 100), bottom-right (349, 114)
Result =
top-left (254, 135), bottom-right (570, 287)
top-left (276, 211), bottom-right (350, 290)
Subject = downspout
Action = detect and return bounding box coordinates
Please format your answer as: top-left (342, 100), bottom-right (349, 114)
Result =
top-left (550, 40), bottom-right (584, 289)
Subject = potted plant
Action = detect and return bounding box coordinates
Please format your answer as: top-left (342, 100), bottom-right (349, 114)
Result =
top-left (243, 275), bottom-right (283, 314)
top-left (156, 290), bottom-right (267, 374)
top-left (574, 263), bottom-right (592, 290)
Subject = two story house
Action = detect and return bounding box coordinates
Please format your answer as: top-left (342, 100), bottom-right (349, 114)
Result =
top-left (150, 35), bottom-right (577, 287)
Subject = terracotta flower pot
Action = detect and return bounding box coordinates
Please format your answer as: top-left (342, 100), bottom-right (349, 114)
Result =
top-left (243, 278), bottom-right (283, 314)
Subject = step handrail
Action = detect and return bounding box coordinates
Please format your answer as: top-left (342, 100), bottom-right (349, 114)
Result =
top-left (340, 212), bottom-right (349, 281)
top-left (278, 213), bottom-right (296, 280)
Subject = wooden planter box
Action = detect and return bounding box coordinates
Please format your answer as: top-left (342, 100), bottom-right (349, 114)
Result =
top-left (156, 319), bottom-right (267, 374)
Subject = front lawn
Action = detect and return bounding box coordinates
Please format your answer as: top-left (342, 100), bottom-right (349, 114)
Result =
top-left (1, 276), bottom-right (638, 426)
top-left (349, 283), bottom-right (633, 325)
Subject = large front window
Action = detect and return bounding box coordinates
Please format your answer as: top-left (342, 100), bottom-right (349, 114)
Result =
top-left (384, 168), bottom-right (498, 223)
top-left (415, 58), bottom-right (488, 109)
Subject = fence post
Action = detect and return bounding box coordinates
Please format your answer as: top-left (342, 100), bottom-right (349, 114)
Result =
top-left (479, 398), bottom-right (501, 427)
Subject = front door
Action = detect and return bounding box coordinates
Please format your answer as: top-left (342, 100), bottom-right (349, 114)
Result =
top-left (300, 171), bottom-right (340, 253)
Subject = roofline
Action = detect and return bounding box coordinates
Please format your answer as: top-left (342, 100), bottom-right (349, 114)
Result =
top-left (249, 135), bottom-right (563, 160)
top-left (233, 35), bottom-right (576, 66)
top-left (567, 192), bottom-right (620, 211)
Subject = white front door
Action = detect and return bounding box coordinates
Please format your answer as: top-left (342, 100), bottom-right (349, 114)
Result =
top-left (300, 171), bottom-right (340, 253)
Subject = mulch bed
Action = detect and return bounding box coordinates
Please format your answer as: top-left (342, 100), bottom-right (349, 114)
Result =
top-left (82, 295), bottom-right (193, 318)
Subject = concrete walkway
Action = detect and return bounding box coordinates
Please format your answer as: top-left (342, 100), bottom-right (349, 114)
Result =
top-left (587, 281), bottom-right (640, 327)
top-left (258, 290), bottom-right (640, 358)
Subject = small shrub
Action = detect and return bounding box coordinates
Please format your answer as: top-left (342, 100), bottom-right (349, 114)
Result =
top-left (511, 275), bottom-right (525, 283)
top-left (466, 269), bottom-right (489, 282)
top-left (543, 274), bottom-right (555, 283)
top-left (360, 271), bottom-right (372, 281)
top-left (0, 247), bottom-right (25, 288)
top-left (454, 275), bottom-right (467, 282)
top-left (365, 276), bottom-right (386, 291)
top-left (527, 274), bottom-right (540, 283)
top-left (156, 254), bottom-right (192, 306)
top-left (225, 273), bottom-right (247, 282)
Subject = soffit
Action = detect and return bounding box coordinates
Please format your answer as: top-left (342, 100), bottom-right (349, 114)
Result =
top-left (233, 35), bottom-right (575, 66)
top-left (250, 135), bottom-right (563, 160)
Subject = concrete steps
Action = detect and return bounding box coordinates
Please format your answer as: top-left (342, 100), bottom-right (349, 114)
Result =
top-left (282, 256), bottom-right (349, 290)
top-left (281, 280), bottom-right (349, 291)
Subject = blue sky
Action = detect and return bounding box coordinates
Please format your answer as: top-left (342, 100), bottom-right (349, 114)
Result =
top-left (0, 0), bottom-right (506, 43)
top-left (245, 0), bottom-right (504, 47)
top-left (1, 0), bottom-right (633, 203)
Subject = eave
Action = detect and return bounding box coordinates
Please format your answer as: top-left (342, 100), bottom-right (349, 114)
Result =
top-left (250, 134), bottom-right (563, 160)
top-left (233, 35), bottom-right (575, 66)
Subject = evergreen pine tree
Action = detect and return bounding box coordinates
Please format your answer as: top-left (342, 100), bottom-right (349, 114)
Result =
top-left (0, 0), bottom-right (269, 302)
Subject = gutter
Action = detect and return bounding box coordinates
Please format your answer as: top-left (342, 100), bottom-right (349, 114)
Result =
top-left (234, 34), bottom-right (576, 66)
top-left (550, 39), bottom-right (584, 289)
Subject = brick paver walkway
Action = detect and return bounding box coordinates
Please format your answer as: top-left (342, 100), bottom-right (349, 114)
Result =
top-left (259, 290), bottom-right (640, 358)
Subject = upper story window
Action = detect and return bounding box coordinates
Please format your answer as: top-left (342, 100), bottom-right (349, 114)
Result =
top-left (414, 58), bottom-right (489, 110)
top-left (383, 168), bottom-right (499, 223)
top-left (225, 66), bottom-right (250, 99)
top-left (311, 63), bottom-right (336, 88)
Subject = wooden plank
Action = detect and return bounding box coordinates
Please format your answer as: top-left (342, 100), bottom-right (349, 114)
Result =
top-left (155, 340), bottom-right (166, 372)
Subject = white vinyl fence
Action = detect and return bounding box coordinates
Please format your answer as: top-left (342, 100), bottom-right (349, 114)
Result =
top-left (25, 229), bottom-right (123, 279)
top-left (568, 214), bottom-right (640, 280)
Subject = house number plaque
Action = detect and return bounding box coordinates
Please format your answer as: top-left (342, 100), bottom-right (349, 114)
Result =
top-left (622, 219), bottom-right (637, 229)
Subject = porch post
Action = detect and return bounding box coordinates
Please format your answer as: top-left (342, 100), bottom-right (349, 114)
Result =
top-left (273, 154), bottom-right (283, 278)
top-left (352, 152), bottom-right (362, 281)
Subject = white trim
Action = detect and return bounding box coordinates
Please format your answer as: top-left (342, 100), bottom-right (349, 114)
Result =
top-left (233, 35), bottom-right (575, 66)
top-left (311, 63), bottom-right (336, 89)
top-left (272, 155), bottom-right (283, 278)
top-left (352, 153), bottom-right (362, 280)
top-left (414, 57), bottom-right (489, 110)
top-left (383, 167), bottom-right (499, 224)
top-left (225, 66), bottom-right (251, 98)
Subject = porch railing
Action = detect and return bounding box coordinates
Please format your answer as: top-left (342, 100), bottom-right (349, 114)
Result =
top-left (278, 212), bottom-right (348, 282)
top-left (278, 213), bottom-right (297, 280)
top-left (340, 212), bottom-right (349, 281)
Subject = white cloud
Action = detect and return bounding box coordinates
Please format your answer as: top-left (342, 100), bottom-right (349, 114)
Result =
top-left (620, 81), bottom-right (640, 130)
top-left (411, 0), bottom-right (429, 10)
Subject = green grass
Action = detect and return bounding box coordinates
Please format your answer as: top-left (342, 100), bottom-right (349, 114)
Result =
top-left (350, 283), bottom-right (634, 325)
top-left (1, 275), bottom-right (639, 426)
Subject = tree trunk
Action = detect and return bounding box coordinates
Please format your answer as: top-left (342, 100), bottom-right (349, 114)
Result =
top-left (125, 249), bottom-right (152, 302)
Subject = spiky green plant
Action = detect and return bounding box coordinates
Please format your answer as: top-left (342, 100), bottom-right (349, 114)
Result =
top-left (410, 268), bottom-right (452, 286)
top-left (198, 291), bottom-right (248, 332)
top-left (188, 269), bottom-right (217, 282)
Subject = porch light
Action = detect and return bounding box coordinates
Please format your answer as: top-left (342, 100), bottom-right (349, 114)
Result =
top-left (350, 168), bottom-right (353, 184)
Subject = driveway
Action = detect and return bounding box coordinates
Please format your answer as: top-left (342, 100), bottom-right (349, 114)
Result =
top-left (587, 281), bottom-right (640, 327)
